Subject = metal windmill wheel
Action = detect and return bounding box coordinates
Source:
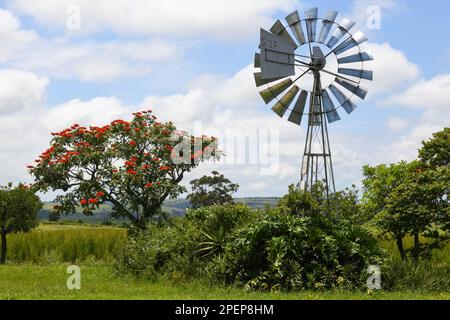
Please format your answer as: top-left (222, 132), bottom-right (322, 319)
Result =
top-left (254, 7), bottom-right (374, 194)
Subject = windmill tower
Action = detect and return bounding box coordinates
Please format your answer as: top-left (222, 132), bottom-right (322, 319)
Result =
top-left (254, 8), bottom-right (373, 194)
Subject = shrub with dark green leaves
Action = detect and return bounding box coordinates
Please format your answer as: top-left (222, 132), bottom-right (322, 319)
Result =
top-left (116, 204), bottom-right (258, 279)
top-left (207, 208), bottom-right (387, 291)
top-left (115, 219), bottom-right (202, 279)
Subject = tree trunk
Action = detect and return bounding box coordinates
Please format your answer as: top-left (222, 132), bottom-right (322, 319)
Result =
top-left (0, 229), bottom-right (6, 264)
top-left (396, 236), bottom-right (406, 261)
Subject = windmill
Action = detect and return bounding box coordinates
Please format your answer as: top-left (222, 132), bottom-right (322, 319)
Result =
top-left (254, 7), bottom-right (373, 194)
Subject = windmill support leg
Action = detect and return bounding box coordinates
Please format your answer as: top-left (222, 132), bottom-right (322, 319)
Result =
top-left (298, 72), bottom-right (336, 195)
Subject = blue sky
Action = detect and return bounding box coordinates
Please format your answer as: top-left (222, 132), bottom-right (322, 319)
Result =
top-left (0, 0), bottom-right (449, 199)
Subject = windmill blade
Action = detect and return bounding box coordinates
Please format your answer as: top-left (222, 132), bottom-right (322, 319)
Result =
top-left (322, 90), bottom-right (341, 123)
top-left (272, 86), bottom-right (300, 117)
top-left (254, 72), bottom-right (283, 87)
top-left (335, 78), bottom-right (368, 100)
top-left (338, 51), bottom-right (373, 64)
top-left (288, 90), bottom-right (308, 125)
top-left (260, 28), bottom-right (296, 79)
top-left (259, 79), bottom-right (293, 104)
top-left (338, 68), bottom-right (373, 81)
top-left (318, 11), bottom-right (338, 43)
top-left (329, 84), bottom-right (358, 114)
top-left (285, 11), bottom-right (306, 45)
top-left (327, 18), bottom-right (355, 48)
top-left (254, 53), bottom-right (261, 68)
top-left (334, 31), bottom-right (368, 55)
top-left (270, 20), bottom-right (298, 49)
top-left (304, 8), bottom-right (318, 42)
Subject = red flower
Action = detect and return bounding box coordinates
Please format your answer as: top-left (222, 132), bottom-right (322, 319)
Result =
top-left (127, 169), bottom-right (137, 175)
top-left (159, 166), bottom-right (171, 171)
top-left (142, 164), bottom-right (151, 170)
top-left (80, 199), bottom-right (88, 205)
top-left (96, 191), bottom-right (105, 197)
top-left (129, 141), bottom-right (136, 147)
top-left (88, 198), bottom-right (99, 204)
top-left (134, 128), bottom-right (140, 132)
top-left (144, 183), bottom-right (153, 188)
top-left (112, 169), bottom-right (118, 173)
top-left (125, 161), bottom-right (136, 167)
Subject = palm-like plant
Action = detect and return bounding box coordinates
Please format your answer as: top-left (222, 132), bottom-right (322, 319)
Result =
top-left (195, 227), bottom-right (227, 258)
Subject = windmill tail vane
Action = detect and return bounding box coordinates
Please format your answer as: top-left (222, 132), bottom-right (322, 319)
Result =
top-left (254, 7), bottom-right (374, 194)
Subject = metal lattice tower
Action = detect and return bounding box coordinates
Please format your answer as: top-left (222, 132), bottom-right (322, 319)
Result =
top-left (299, 70), bottom-right (335, 193)
top-left (254, 7), bottom-right (374, 194)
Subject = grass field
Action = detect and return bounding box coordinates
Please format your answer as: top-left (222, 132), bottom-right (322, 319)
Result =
top-left (6, 224), bottom-right (126, 264)
top-left (1, 223), bottom-right (449, 300)
top-left (1, 264), bottom-right (449, 300)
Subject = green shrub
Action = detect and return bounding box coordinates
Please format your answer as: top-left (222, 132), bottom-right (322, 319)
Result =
top-left (116, 204), bottom-right (257, 278)
top-left (115, 219), bottom-right (203, 279)
top-left (185, 203), bottom-right (258, 235)
top-left (207, 208), bottom-right (387, 291)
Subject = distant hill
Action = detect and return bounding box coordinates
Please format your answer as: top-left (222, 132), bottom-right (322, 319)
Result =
top-left (39, 197), bottom-right (279, 223)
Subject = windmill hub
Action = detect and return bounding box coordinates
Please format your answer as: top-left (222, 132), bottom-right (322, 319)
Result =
top-left (254, 7), bottom-right (374, 194)
top-left (310, 47), bottom-right (326, 70)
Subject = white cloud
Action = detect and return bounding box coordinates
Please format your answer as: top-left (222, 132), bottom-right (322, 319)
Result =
top-left (9, 38), bottom-right (180, 82)
top-left (0, 9), bottom-right (181, 82)
top-left (383, 74), bottom-right (450, 111)
top-left (9, 0), bottom-right (297, 40)
top-left (386, 117), bottom-right (409, 132)
top-left (364, 42), bottom-right (421, 96)
top-left (384, 123), bottom-right (442, 162)
top-left (349, 0), bottom-right (400, 32)
top-left (0, 8), bottom-right (38, 62)
top-left (43, 97), bottom-right (131, 131)
top-left (0, 69), bottom-right (49, 114)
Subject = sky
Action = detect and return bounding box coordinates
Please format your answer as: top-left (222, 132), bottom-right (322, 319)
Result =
top-left (0, 0), bottom-right (449, 200)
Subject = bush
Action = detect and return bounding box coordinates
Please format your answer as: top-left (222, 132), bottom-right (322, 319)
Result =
top-left (116, 192), bottom-right (388, 291)
top-left (115, 219), bottom-right (202, 279)
top-left (116, 204), bottom-right (257, 278)
top-left (207, 208), bottom-right (387, 291)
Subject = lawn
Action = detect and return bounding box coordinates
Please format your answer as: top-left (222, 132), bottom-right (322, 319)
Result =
top-left (1, 264), bottom-right (449, 300)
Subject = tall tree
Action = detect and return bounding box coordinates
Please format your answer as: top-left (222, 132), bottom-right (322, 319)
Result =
top-left (362, 128), bottom-right (450, 260)
top-left (29, 110), bottom-right (219, 230)
top-left (0, 184), bottom-right (42, 264)
top-left (187, 171), bottom-right (239, 209)
top-left (419, 127), bottom-right (449, 168)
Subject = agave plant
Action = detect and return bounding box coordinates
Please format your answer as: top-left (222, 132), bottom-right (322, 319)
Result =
top-left (195, 227), bottom-right (227, 258)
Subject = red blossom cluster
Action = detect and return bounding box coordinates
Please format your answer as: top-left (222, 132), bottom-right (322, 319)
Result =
top-left (164, 144), bottom-right (173, 152)
top-left (90, 125), bottom-right (110, 138)
top-left (127, 169), bottom-right (137, 175)
top-left (80, 190), bottom-right (105, 206)
top-left (75, 141), bottom-right (91, 148)
top-left (57, 151), bottom-right (79, 164)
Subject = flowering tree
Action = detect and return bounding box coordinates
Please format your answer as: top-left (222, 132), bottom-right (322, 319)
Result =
top-left (29, 110), bottom-right (219, 229)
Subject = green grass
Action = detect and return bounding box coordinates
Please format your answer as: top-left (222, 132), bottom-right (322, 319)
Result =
top-left (379, 235), bottom-right (450, 263)
top-left (6, 224), bottom-right (126, 264)
top-left (1, 264), bottom-right (449, 300)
